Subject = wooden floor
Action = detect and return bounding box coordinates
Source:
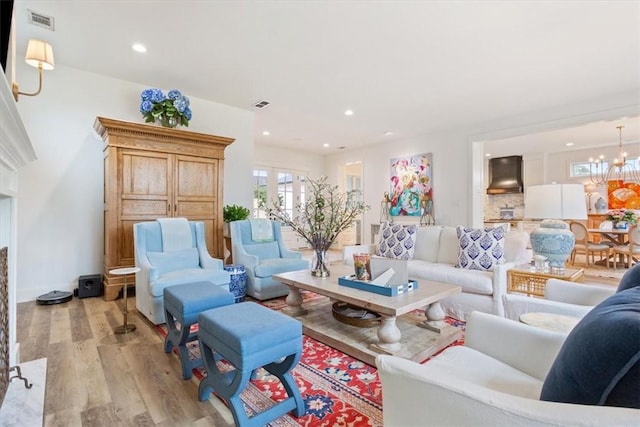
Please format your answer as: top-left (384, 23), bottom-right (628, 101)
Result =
top-left (17, 294), bottom-right (233, 427)
top-left (16, 263), bottom-right (619, 426)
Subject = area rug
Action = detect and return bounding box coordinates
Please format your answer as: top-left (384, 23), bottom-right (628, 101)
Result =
top-left (156, 293), bottom-right (464, 426)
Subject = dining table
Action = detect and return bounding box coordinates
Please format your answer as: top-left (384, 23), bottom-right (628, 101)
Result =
top-left (587, 228), bottom-right (629, 245)
top-left (587, 228), bottom-right (630, 266)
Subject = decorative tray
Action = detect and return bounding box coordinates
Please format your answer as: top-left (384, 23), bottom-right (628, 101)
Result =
top-left (338, 275), bottom-right (418, 296)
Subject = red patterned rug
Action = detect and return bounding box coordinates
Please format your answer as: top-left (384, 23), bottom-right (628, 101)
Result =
top-left (155, 292), bottom-right (465, 426)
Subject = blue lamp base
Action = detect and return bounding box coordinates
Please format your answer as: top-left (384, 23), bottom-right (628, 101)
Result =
top-left (529, 220), bottom-right (575, 272)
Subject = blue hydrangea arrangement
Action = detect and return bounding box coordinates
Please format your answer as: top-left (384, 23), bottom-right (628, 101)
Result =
top-left (139, 88), bottom-right (192, 127)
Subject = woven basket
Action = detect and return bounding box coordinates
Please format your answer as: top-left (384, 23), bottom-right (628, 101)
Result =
top-left (332, 302), bottom-right (381, 328)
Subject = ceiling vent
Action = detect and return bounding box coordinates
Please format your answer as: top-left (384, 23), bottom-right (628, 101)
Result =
top-left (253, 100), bottom-right (270, 109)
top-left (28, 10), bottom-right (55, 31)
top-left (486, 155), bottom-right (524, 194)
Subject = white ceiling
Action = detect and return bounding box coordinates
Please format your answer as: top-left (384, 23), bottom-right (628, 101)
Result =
top-left (10, 1), bottom-right (640, 154)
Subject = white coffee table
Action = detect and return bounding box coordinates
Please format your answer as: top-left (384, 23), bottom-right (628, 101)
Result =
top-left (273, 264), bottom-right (462, 366)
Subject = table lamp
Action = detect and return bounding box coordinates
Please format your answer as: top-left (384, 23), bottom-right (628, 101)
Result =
top-left (584, 184), bottom-right (598, 212)
top-left (524, 184), bottom-right (588, 273)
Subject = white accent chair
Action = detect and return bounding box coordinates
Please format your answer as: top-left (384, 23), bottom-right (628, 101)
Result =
top-left (133, 220), bottom-right (230, 324)
top-left (375, 311), bottom-right (639, 426)
top-left (503, 278), bottom-right (616, 320)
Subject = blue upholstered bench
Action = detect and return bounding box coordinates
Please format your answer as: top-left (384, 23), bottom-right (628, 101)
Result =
top-left (163, 282), bottom-right (235, 379)
top-left (197, 301), bottom-right (305, 427)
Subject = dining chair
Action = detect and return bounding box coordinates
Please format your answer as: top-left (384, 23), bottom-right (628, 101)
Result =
top-left (569, 221), bottom-right (610, 267)
top-left (609, 224), bottom-right (640, 269)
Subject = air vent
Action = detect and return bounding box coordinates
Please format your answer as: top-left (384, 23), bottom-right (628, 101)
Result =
top-left (253, 100), bottom-right (270, 109)
top-left (28, 10), bottom-right (55, 31)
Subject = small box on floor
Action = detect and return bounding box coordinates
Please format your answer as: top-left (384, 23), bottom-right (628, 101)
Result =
top-left (78, 274), bottom-right (103, 298)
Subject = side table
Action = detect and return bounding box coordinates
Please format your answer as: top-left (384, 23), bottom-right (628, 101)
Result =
top-left (507, 265), bottom-right (584, 297)
top-left (520, 312), bottom-right (581, 334)
top-left (224, 264), bottom-right (247, 303)
top-left (109, 266), bottom-right (140, 334)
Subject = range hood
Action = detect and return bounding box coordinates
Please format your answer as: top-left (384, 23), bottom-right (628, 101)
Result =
top-left (486, 155), bottom-right (523, 194)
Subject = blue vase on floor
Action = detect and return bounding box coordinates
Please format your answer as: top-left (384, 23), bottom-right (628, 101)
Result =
top-left (224, 264), bottom-right (247, 302)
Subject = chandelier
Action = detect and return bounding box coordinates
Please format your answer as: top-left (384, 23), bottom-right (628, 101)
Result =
top-left (588, 125), bottom-right (640, 185)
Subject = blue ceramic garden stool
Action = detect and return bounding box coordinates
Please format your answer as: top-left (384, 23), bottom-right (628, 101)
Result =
top-left (197, 302), bottom-right (305, 427)
top-left (224, 264), bottom-right (247, 303)
top-left (163, 282), bottom-right (235, 380)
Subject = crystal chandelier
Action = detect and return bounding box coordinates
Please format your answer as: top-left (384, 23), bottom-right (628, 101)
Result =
top-left (588, 125), bottom-right (640, 185)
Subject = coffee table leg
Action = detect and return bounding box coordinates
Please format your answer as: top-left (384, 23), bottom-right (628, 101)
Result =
top-left (284, 287), bottom-right (308, 316)
top-left (370, 315), bottom-right (402, 354)
top-left (418, 301), bottom-right (447, 333)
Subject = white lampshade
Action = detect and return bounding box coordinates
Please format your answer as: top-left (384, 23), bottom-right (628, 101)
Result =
top-left (524, 184), bottom-right (588, 220)
top-left (25, 39), bottom-right (55, 71)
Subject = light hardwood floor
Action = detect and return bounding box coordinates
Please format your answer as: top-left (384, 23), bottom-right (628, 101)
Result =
top-left (17, 294), bottom-right (233, 426)
top-left (16, 266), bottom-right (619, 426)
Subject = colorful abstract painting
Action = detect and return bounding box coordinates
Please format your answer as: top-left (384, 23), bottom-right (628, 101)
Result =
top-left (389, 153), bottom-right (433, 217)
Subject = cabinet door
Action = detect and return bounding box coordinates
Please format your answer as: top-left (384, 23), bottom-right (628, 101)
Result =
top-left (174, 155), bottom-right (220, 256)
top-left (119, 150), bottom-right (172, 265)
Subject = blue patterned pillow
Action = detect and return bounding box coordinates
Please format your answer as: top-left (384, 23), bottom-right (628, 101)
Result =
top-left (456, 226), bottom-right (506, 271)
top-left (376, 222), bottom-right (418, 260)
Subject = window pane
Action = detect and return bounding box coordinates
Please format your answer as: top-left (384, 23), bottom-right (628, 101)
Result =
top-left (252, 169), bottom-right (268, 218)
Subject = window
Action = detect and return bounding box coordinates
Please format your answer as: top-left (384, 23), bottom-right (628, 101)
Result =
top-left (253, 166), bottom-right (307, 221)
top-left (570, 159), bottom-right (640, 178)
top-left (252, 169), bottom-right (268, 218)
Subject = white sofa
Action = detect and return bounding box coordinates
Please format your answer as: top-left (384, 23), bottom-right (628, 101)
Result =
top-left (343, 225), bottom-right (530, 320)
top-left (503, 278), bottom-right (616, 321)
top-left (376, 311), bottom-right (639, 427)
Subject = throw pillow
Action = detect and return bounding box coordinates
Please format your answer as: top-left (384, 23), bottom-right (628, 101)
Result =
top-left (617, 262), bottom-right (640, 293)
top-left (540, 287), bottom-right (640, 408)
top-left (376, 222), bottom-right (418, 260)
top-left (455, 226), bottom-right (506, 271)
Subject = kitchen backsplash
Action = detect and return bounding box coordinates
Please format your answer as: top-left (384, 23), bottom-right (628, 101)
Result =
top-left (484, 193), bottom-right (525, 219)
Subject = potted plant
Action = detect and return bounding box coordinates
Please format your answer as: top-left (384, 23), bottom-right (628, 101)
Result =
top-left (267, 176), bottom-right (369, 277)
top-left (223, 204), bottom-right (251, 236)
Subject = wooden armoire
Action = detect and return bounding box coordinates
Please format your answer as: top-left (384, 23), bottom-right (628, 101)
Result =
top-left (93, 117), bottom-right (234, 301)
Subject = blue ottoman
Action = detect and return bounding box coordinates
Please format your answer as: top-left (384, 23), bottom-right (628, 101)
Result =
top-left (164, 282), bottom-right (235, 379)
top-left (198, 302), bottom-right (305, 427)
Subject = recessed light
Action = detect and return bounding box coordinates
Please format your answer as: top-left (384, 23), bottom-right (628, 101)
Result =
top-left (485, 153), bottom-right (491, 157)
top-left (566, 142), bottom-right (574, 147)
top-left (344, 110), bottom-right (354, 116)
top-left (323, 143), bottom-right (330, 148)
top-left (384, 131), bottom-right (393, 136)
top-left (262, 131), bottom-right (270, 136)
top-left (132, 43), bottom-right (147, 53)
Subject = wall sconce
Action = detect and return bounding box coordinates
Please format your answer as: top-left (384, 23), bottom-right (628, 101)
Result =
top-left (12, 39), bottom-right (55, 102)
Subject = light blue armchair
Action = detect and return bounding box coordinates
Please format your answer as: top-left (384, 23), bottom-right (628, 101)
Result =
top-left (133, 220), bottom-right (230, 324)
top-left (230, 220), bottom-right (309, 300)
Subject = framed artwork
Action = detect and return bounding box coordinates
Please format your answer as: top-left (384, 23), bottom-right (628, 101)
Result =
top-left (389, 153), bottom-right (433, 217)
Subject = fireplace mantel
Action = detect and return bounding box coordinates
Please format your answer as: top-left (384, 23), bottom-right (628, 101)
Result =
top-left (0, 72), bottom-right (36, 197)
top-left (0, 71), bottom-right (37, 367)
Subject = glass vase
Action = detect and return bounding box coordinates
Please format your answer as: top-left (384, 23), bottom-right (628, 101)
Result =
top-left (311, 248), bottom-right (330, 277)
top-left (158, 115), bottom-right (179, 128)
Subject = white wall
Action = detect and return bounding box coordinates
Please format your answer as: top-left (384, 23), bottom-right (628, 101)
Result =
top-left (14, 63), bottom-right (254, 301)
top-left (254, 144), bottom-right (325, 179)
top-left (326, 128), bottom-right (470, 244)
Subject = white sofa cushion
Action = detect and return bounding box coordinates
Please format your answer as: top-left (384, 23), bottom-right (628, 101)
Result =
top-left (426, 345), bottom-right (543, 399)
top-left (408, 260), bottom-right (494, 295)
top-left (412, 226), bottom-right (442, 262)
top-left (437, 226), bottom-right (460, 264)
top-left (504, 230), bottom-right (531, 264)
